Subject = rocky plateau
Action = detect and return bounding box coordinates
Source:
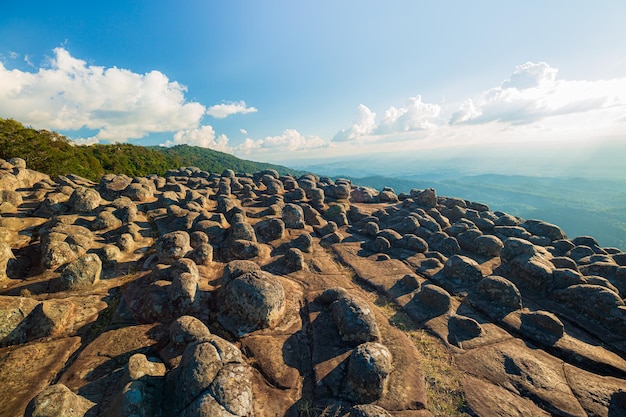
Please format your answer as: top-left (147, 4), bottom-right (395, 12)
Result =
top-left (1, 156), bottom-right (625, 417)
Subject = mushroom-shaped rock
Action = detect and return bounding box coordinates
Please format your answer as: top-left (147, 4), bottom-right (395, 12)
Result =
top-left (520, 310), bottom-right (564, 344)
top-left (471, 275), bottom-right (523, 317)
top-left (219, 270), bottom-right (286, 334)
top-left (330, 294), bottom-right (380, 344)
top-left (255, 218), bottom-right (285, 242)
top-left (448, 314), bottom-right (483, 346)
top-left (187, 243), bottom-right (214, 266)
top-left (443, 255), bottom-right (483, 283)
top-left (475, 234), bottom-right (504, 257)
top-left (291, 232), bottom-right (313, 253)
top-left (222, 260), bottom-right (262, 285)
top-left (169, 272), bottom-right (199, 314)
top-left (346, 342), bottom-right (392, 403)
top-left (68, 186), bottom-right (101, 213)
top-left (554, 284), bottom-right (625, 331)
top-left (156, 231), bottom-right (192, 264)
top-left (283, 247), bottom-right (307, 271)
top-left (59, 253), bottom-right (102, 290)
top-left (282, 203), bottom-right (305, 229)
top-left (25, 383), bottom-right (95, 417)
top-left (411, 188), bottom-right (437, 208)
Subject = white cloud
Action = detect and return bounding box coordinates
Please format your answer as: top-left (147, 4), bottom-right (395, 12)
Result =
top-left (206, 100), bottom-right (258, 118)
top-left (332, 104), bottom-right (376, 142)
top-left (452, 61), bottom-right (626, 126)
top-left (235, 129), bottom-right (327, 156)
top-left (332, 96), bottom-right (440, 142)
top-left (0, 47), bottom-right (206, 143)
top-left (162, 125), bottom-right (233, 153)
top-left (240, 128), bottom-right (248, 135)
top-left (376, 95), bottom-right (441, 133)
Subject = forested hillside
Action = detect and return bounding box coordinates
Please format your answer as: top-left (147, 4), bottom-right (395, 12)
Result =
top-left (0, 118), bottom-right (298, 180)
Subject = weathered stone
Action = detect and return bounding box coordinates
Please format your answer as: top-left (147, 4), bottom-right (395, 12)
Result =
top-left (283, 247), bottom-right (306, 271)
top-left (345, 342), bottom-right (392, 403)
top-left (219, 270), bottom-right (286, 334)
top-left (554, 284), bottom-right (625, 331)
top-left (448, 314), bottom-right (483, 346)
top-left (25, 383), bottom-right (95, 417)
top-left (522, 219), bottom-right (567, 241)
top-left (443, 255), bottom-right (483, 283)
top-left (209, 363), bottom-right (253, 416)
top-left (475, 234), bottom-right (503, 257)
top-left (471, 275), bottom-right (522, 316)
top-left (282, 203), bottom-right (305, 229)
top-left (411, 188), bottom-right (437, 208)
top-left (59, 253), bottom-right (102, 291)
top-left (331, 295), bottom-right (380, 344)
top-left (255, 218), bottom-right (285, 242)
top-left (187, 243), bottom-right (214, 266)
top-left (519, 310), bottom-right (564, 343)
top-left (156, 231), bottom-right (192, 264)
top-left (68, 186), bottom-right (101, 213)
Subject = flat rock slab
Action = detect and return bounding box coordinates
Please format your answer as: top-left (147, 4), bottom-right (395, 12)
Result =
top-left (462, 374), bottom-right (551, 417)
top-left (58, 323), bottom-right (166, 413)
top-left (564, 363), bottom-right (626, 417)
top-left (0, 336), bottom-right (81, 417)
top-left (333, 242), bottom-right (419, 299)
top-left (457, 338), bottom-right (588, 416)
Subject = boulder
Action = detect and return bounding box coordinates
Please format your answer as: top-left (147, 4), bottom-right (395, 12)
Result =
top-left (411, 188), bottom-right (437, 208)
top-left (25, 384), bottom-right (95, 417)
top-left (156, 231), bottom-right (192, 264)
top-left (475, 234), bottom-right (504, 257)
top-left (255, 218), bottom-right (285, 242)
top-left (443, 255), bottom-right (483, 283)
top-left (68, 187), bottom-right (101, 213)
top-left (330, 294), bottom-right (380, 345)
top-left (59, 253), bottom-right (102, 290)
top-left (218, 270), bottom-right (286, 334)
top-left (187, 243), bottom-right (214, 266)
top-left (471, 275), bottom-right (523, 317)
top-left (282, 203), bottom-right (305, 229)
top-left (345, 342), bottom-right (392, 403)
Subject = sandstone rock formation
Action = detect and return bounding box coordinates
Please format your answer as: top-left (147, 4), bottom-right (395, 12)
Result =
top-left (1, 157), bottom-right (625, 417)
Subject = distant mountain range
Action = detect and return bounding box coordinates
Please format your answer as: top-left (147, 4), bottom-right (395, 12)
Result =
top-left (0, 118), bottom-right (299, 181)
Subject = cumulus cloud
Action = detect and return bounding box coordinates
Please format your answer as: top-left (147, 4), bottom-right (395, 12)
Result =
top-left (333, 96), bottom-right (441, 142)
top-left (235, 129), bottom-right (327, 155)
top-left (376, 95), bottom-right (441, 133)
top-left (451, 61), bottom-right (626, 126)
top-left (0, 47), bottom-right (206, 143)
top-left (206, 100), bottom-right (258, 118)
top-left (161, 125), bottom-right (233, 153)
top-left (332, 104), bottom-right (376, 142)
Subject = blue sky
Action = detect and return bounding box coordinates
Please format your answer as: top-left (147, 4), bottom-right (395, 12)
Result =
top-left (1, 1), bottom-right (625, 169)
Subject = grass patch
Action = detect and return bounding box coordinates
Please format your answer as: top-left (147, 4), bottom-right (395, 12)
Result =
top-left (376, 298), bottom-right (472, 417)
